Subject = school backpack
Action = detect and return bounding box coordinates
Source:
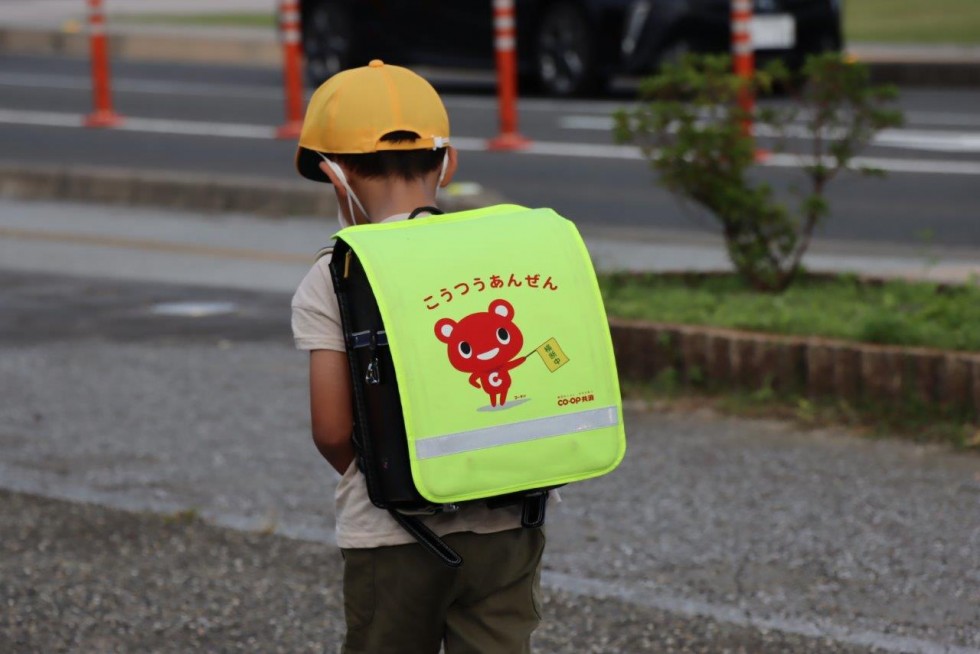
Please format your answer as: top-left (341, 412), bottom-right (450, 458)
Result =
top-left (326, 204), bottom-right (626, 566)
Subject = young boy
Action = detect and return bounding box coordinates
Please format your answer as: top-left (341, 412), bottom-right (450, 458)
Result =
top-left (291, 60), bottom-right (545, 654)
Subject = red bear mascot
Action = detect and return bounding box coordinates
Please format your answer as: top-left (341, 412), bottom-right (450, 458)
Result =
top-left (434, 299), bottom-right (527, 407)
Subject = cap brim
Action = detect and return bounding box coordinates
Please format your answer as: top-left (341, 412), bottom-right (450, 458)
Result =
top-left (296, 147), bottom-right (332, 184)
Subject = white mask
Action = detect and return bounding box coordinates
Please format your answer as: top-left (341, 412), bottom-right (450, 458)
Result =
top-left (320, 150), bottom-right (451, 228)
top-left (319, 153), bottom-right (370, 228)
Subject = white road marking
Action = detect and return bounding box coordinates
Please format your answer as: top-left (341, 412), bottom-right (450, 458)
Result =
top-left (1, 108), bottom-right (979, 175)
top-left (0, 466), bottom-right (971, 654)
top-left (4, 70), bottom-right (980, 130)
top-left (561, 114), bottom-right (980, 153)
top-left (545, 572), bottom-right (980, 654)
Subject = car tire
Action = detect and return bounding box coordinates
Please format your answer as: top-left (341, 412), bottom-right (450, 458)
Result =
top-left (302, 1), bottom-right (353, 87)
top-left (534, 2), bottom-right (600, 97)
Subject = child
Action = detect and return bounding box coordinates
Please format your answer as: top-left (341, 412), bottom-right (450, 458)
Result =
top-left (291, 60), bottom-right (545, 654)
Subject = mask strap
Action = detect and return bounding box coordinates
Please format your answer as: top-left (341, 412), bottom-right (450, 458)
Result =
top-left (318, 153), bottom-right (369, 226)
top-left (436, 151), bottom-right (450, 188)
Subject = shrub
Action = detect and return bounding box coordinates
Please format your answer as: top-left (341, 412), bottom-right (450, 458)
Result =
top-left (614, 53), bottom-right (903, 293)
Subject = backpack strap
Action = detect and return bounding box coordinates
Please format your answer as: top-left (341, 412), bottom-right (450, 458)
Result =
top-left (408, 206), bottom-right (444, 220)
top-left (388, 510), bottom-right (463, 568)
top-left (520, 493), bottom-right (548, 529)
top-left (315, 244), bottom-right (334, 262)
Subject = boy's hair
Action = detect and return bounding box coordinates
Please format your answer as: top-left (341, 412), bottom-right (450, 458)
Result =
top-left (328, 131), bottom-right (447, 181)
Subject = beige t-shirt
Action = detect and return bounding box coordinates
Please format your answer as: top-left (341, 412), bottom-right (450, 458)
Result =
top-left (290, 214), bottom-right (523, 549)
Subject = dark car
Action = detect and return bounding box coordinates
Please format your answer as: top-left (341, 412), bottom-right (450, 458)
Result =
top-left (300, 0), bottom-right (842, 96)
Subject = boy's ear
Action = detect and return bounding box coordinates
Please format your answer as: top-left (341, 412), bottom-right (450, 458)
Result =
top-left (319, 160), bottom-right (347, 190)
top-left (439, 146), bottom-right (459, 189)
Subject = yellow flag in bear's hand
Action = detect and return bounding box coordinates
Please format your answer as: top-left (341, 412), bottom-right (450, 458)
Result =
top-left (535, 337), bottom-right (569, 372)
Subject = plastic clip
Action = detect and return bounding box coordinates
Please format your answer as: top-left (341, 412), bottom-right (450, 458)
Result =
top-left (365, 330), bottom-right (381, 385)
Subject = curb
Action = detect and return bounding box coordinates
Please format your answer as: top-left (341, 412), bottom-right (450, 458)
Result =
top-left (3, 26), bottom-right (980, 87)
top-left (0, 26), bottom-right (280, 67)
top-left (0, 164), bottom-right (505, 217)
top-left (610, 318), bottom-right (980, 422)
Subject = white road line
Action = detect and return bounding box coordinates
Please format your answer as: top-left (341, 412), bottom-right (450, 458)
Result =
top-left (0, 467), bottom-right (971, 654)
top-left (4, 71), bottom-right (980, 130)
top-left (561, 114), bottom-right (980, 153)
top-left (545, 572), bottom-right (980, 654)
top-left (2, 109), bottom-right (979, 176)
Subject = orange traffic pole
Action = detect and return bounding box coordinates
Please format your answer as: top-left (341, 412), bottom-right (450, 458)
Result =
top-left (276, 0), bottom-right (304, 140)
top-left (85, 0), bottom-right (122, 128)
top-left (731, 0), bottom-right (768, 160)
top-left (487, 0), bottom-right (530, 151)
top-left (731, 0), bottom-right (754, 139)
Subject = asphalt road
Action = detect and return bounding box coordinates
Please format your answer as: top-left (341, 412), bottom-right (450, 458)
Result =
top-left (1, 268), bottom-right (979, 653)
top-left (1, 54), bottom-right (979, 248)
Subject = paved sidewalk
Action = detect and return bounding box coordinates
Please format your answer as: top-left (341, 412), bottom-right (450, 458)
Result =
top-left (1, 199), bottom-right (978, 292)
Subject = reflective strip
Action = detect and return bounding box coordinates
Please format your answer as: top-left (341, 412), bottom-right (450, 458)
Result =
top-left (495, 16), bottom-right (516, 30)
top-left (493, 0), bottom-right (514, 11)
top-left (495, 36), bottom-right (516, 51)
top-left (732, 42), bottom-right (753, 55)
top-left (415, 406), bottom-right (619, 460)
top-left (282, 31), bottom-right (301, 44)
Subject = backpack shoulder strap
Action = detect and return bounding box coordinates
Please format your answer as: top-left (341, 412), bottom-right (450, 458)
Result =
top-left (315, 244), bottom-right (335, 262)
top-left (408, 206), bottom-right (444, 220)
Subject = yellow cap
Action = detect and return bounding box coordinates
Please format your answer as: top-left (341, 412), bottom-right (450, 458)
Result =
top-left (296, 60), bottom-right (451, 183)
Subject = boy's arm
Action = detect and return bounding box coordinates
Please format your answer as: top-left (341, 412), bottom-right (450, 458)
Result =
top-left (309, 349), bottom-right (355, 476)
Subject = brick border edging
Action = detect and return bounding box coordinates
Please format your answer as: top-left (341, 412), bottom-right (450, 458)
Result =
top-left (610, 319), bottom-right (980, 422)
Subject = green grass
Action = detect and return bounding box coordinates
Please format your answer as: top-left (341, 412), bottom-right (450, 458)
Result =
top-left (112, 12), bottom-right (276, 29)
top-left (599, 272), bottom-right (980, 352)
top-left (845, 0), bottom-right (980, 45)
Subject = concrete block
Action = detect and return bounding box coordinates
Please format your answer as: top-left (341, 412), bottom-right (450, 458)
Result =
top-left (610, 324), bottom-right (642, 381)
top-left (731, 336), bottom-right (764, 389)
top-left (649, 326), bottom-right (680, 380)
top-left (679, 330), bottom-right (708, 386)
top-left (860, 348), bottom-right (903, 403)
top-left (937, 354), bottom-right (971, 413)
top-left (772, 342), bottom-right (806, 394)
top-left (806, 344), bottom-right (834, 397)
top-left (904, 351), bottom-right (943, 407)
top-left (833, 346), bottom-right (862, 403)
top-left (970, 358), bottom-right (980, 422)
top-left (705, 333), bottom-right (732, 387)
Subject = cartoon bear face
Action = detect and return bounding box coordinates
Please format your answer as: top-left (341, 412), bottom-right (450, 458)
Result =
top-left (434, 299), bottom-right (525, 373)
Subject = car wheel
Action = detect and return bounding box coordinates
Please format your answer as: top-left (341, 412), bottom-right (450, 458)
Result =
top-left (302, 1), bottom-right (352, 86)
top-left (534, 2), bottom-right (598, 96)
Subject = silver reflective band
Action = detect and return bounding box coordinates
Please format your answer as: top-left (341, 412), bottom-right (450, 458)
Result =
top-left (415, 406), bottom-right (619, 460)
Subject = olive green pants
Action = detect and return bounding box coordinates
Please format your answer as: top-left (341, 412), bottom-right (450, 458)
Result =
top-left (340, 527), bottom-right (545, 654)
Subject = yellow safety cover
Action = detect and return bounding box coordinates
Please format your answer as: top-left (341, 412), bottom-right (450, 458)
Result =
top-left (337, 205), bottom-right (626, 504)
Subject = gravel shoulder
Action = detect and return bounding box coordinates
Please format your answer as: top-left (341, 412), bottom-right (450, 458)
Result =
top-left (1, 490), bottom-right (874, 654)
top-left (1, 269), bottom-right (978, 653)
